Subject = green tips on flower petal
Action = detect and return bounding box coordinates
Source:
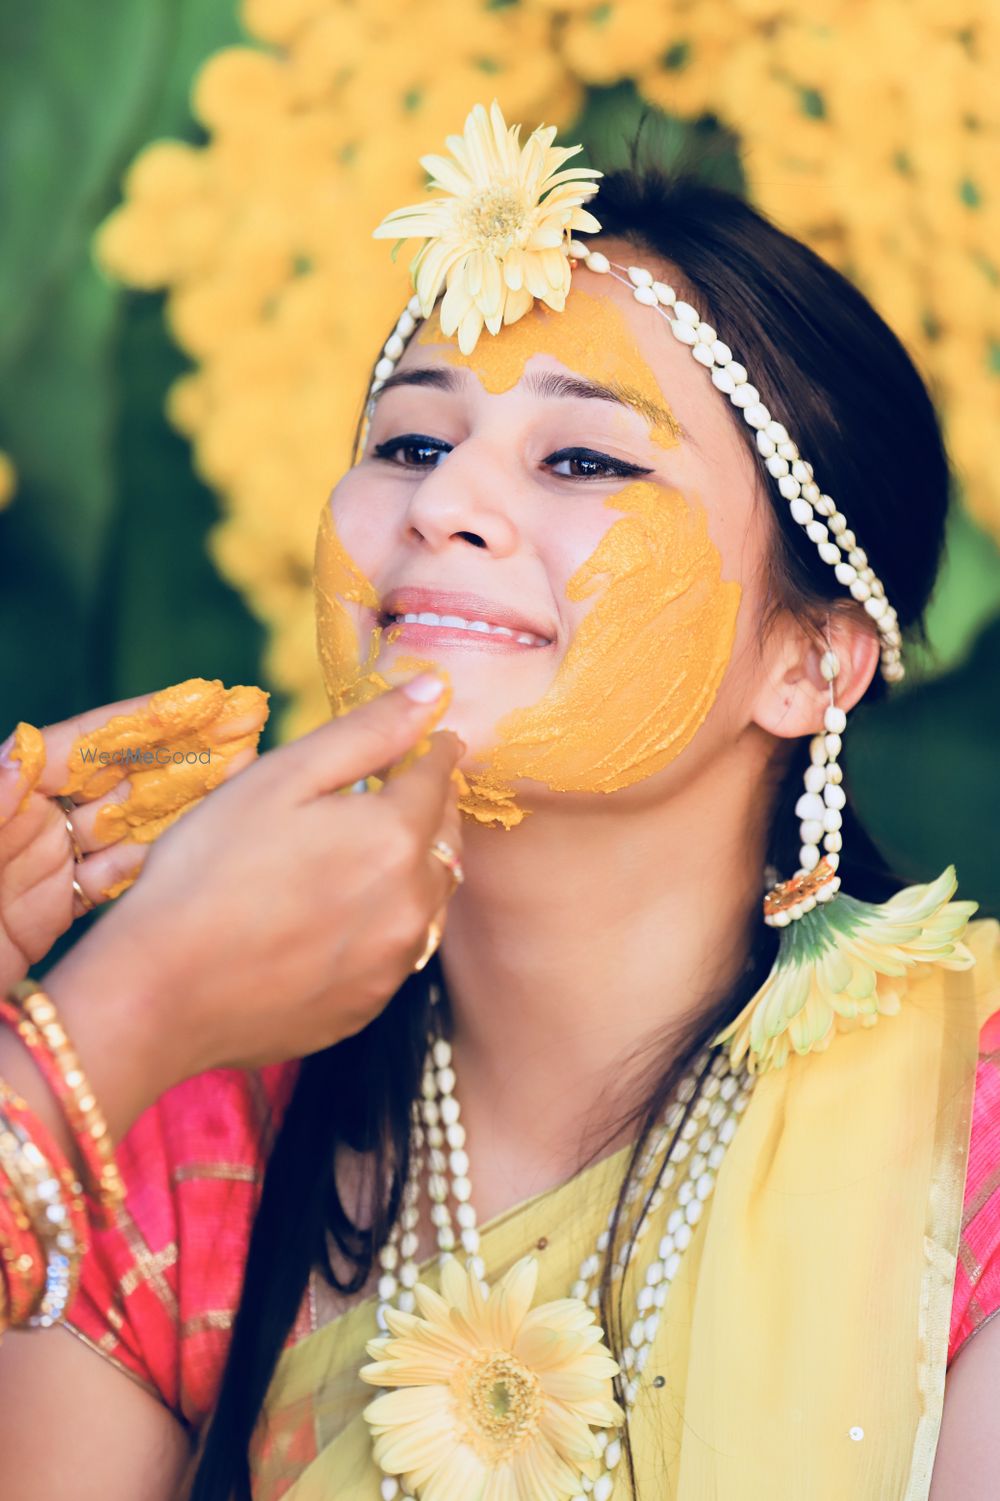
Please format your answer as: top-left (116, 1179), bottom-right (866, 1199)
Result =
top-left (716, 869), bottom-right (978, 1073)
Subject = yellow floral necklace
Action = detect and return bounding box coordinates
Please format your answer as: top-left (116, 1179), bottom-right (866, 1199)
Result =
top-left (359, 1013), bottom-right (754, 1501)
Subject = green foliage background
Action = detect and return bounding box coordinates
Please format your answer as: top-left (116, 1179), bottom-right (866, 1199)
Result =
top-left (1, 1), bottom-right (998, 916)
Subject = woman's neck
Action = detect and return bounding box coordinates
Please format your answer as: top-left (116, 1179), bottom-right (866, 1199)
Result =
top-left (438, 734), bottom-right (774, 1198)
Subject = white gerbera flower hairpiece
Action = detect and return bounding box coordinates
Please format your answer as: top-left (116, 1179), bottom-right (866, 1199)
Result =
top-left (373, 100), bottom-right (602, 354)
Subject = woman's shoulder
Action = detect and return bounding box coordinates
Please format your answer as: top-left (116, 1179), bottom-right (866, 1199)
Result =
top-left (64, 1061), bottom-right (300, 1430)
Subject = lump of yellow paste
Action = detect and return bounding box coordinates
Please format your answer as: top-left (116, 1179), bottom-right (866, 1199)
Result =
top-left (59, 678), bottom-right (269, 845)
top-left (2, 679), bottom-right (270, 901)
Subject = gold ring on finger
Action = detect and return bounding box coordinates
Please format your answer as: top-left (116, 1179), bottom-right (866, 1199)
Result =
top-left (54, 795), bottom-right (85, 863)
top-left (428, 838), bottom-right (464, 890)
top-left (72, 876), bottom-right (95, 915)
top-left (412, 917), bottom-right (444, 973)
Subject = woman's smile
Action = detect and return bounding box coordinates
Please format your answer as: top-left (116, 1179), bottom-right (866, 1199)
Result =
top-left (375, 587), bottom-right (555, 653)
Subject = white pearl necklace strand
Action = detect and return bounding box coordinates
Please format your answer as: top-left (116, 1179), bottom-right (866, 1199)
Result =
top-left (371, 1008), bottom-right (754, 1501)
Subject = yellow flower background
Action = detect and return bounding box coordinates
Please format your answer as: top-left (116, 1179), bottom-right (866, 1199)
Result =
top-left (90, 0), bottom-right (1000, 742)
top-left (0, 454), bottom-right (16, 513)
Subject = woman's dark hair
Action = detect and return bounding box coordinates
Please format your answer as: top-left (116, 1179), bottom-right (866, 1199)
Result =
top-left (188, 156), bottom-right (951, 1499)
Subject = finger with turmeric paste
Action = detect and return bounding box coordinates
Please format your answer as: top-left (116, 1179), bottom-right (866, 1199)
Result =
top-left (65, 731), bottom-right (262, 857)
top-left (56, 677), bottom-right (267, 902)
top-left (0, 723), bottom-right (48, 821)
top-left (374, 661), bottom-right (453, 786)
top-left (0, 685), bottom-right (267, 990)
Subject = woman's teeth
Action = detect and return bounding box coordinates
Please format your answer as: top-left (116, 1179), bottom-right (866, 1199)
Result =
top-left (388, 611), bottom-right (547, 647)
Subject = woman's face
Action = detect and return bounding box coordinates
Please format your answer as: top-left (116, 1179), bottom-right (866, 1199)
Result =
top-left (316, 241), bottom-right (776, 828)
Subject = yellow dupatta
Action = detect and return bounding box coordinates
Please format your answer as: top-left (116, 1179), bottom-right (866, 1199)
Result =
top-left (253, 918), bottom-right (1000, 1500)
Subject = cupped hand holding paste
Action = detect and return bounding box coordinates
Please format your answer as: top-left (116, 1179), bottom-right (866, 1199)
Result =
top-left (316, 285), bottom-right (742, 828)
top-left (2, 678), bottom-right (269, 899)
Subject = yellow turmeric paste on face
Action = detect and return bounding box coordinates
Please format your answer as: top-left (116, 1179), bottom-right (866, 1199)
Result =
top-left (315, 285), bottom-right (741, 827)
top-left (463, 478), bottom-right (740, 825)
top-left (313, 508), bottom-right (461, 790)
top-left (418, 290), bottom-right (682, 451)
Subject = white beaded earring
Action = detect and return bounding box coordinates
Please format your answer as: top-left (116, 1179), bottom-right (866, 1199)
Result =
top-left (718, 612), bottom-right (975, 1071)
top-left (766, 625), bottom-right (845, 927)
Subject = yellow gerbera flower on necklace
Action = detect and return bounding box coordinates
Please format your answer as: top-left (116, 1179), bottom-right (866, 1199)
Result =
top-left (372, 99), bottom-right (602, 355)
top-left (360, 1253), bottom-right (624, 1501)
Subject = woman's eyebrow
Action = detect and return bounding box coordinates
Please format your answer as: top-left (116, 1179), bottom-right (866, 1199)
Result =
top-left (372, 368), bottom-right (458, 400)
top-left (371, 365), bottom-right (691, 446)
top-left (526, 369), bottom-right (686, 445)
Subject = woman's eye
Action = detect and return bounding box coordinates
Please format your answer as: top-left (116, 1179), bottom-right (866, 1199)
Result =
top-left (544, 447), bottom-right (653, 481)
top-left (371, 437), bottom-right (653, 481)
top-left (372, 435), bottom-right (451, 468)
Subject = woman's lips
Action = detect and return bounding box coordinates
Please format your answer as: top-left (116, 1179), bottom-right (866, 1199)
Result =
top-left (381, 614), bottom-right (550, 652)
top-left (375, 589), bottom-right (555, 652)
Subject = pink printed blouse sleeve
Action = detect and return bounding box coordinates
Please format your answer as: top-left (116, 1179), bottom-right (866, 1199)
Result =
top-left (948, 1006), bottom-right (1000, 1366)
top-left (63, 1062), bottom-right (299, 1430)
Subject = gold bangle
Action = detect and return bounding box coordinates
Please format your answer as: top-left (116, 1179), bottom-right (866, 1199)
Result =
top-left (5, 981), bottom-right (126, 1219)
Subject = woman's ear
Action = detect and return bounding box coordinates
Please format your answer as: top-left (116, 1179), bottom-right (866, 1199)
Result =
top-left (751, 607), bottom-right (882, 742)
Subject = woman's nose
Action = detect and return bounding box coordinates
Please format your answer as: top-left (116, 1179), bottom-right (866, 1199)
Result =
top-left (402, 443), bottom-right (520, 557)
